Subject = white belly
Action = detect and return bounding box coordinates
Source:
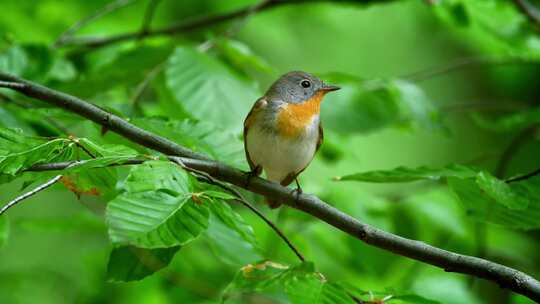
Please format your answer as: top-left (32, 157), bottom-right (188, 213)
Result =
top-left (246, 120), bottom-right (319, 183)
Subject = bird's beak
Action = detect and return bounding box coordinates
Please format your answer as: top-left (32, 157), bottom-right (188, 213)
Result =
top-left (320, 84), bottom-right (341, 93)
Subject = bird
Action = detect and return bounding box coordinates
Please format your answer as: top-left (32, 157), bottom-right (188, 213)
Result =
top-left (243, 71), bottom-right (340, 208)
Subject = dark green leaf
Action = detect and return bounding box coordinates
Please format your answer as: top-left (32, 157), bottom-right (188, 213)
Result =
top-left (107, 245), bottom-right (180, 282)
top-left (165, 46), bottom-right (259, 131)
top-left (106, 161), bottom-right (209, 248)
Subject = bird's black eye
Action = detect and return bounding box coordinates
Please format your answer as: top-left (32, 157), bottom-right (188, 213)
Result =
top-left (301, 80), bottom-right (311, 88)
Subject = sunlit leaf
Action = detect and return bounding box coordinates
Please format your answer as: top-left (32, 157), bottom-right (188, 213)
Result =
top-left (107, 245), bottom-right (180, 282)
top-left (165, 46), bottom-right (259, 131)
top-left (106, 161), bottom-right (210, 248)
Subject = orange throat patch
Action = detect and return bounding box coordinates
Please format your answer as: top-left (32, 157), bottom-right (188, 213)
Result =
top-left (277, 91), bottom-right (325, 138)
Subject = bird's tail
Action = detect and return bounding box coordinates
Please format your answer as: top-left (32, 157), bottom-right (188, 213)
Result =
top-left (264, 172), bottom-right (284, 209)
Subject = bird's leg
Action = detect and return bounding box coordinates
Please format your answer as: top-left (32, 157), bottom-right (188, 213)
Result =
top-left (293, 177), bottom-right (303, 203)
top-left (244, 165), bottom-right (262, 188)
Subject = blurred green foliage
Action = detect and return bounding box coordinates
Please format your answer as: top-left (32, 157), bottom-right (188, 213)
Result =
top-left (1, 0), bottom-right (540, 303)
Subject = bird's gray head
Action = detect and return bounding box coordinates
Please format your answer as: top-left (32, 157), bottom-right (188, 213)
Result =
top-left (265, 71), bottom-right (340, 104)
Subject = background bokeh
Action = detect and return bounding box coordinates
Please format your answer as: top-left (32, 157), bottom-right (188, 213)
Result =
top-left (0, 0), bottom-right (539, 303)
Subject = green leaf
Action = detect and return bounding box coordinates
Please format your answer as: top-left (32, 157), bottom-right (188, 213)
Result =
top-left (338, 164), bottom-right (537, 228)
top-left (434, 0), bottom-right (540, 59)
top-left (165, 46), bottom-right (259, 130)
top-left (449, 175), bottom-right (540, 229)
top-left (0, 45), bottom-right (27, 76)
top-left (215, 39), bottom-right (274, 76)
top-left (340, 283), bottom-right (442, 304)
top-left (60, 45), bottom-right (172, 98)
top-left (206, 198), bottom-right (262, 266)
top-left (133, 118), bottom-right (244, 167)
top-left (224, 262), bottom-right (355, 304)
top-left (0, 128), bottom-right (73, 181)
top-left (106, 161), bottom-right (210, 248)
top-left (476, 171), bottom-right (529, 210)
top-left (335, 164), bottom-right (476, 182)
top-left (107, 245), bottom-right (180, 282)
top-left (0, 44), bottom-right (76, 82)
top-left (470, 107), bottom-right (540, 132)
top-left (57, 140), bottom-right (139, 199)
top-left (322, 74), bottom-right (439, 134)
top-left (0, 216), bottom-right (8, 248)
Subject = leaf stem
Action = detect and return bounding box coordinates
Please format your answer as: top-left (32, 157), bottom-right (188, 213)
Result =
top-left (0, 175), bottom-right (63, 216)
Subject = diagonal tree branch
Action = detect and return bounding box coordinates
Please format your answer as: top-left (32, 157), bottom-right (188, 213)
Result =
top-left (57, 0), bottom-right (394, 49)
top-left (1, 72), bottom-right (540, 302)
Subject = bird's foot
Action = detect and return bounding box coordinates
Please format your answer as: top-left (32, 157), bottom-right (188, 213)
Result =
top-left (244, 165), bottom-right (262, 188)
top-left (291, 178), bottom-right (303, 204)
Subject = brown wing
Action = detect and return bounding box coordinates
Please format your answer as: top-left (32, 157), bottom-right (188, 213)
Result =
top-left (243, 97), bottom-right (267, 171)
top-left (316, 122), bottom-right (324, 153)
top-left (279, 122), bottom-right (324, 186)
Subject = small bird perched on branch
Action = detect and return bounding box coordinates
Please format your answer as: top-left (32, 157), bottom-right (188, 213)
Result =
top-left (243, 71), bottom-right (340, 208)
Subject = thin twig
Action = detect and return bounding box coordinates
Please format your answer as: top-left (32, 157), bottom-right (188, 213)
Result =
top-left (169, 157), bottom-right (305, 262)
top-left (506, 167), bottom-right (540, 183)
top-left (0, 175), bottom-right (63, 216)
top-left (130, 61), bottom-right (166, 108)
top-left (56, 0), bottom-right (386, 49)
top-left (54, 0), bottom-right (138, 47)
top-left (0, 81), bottom-right (26, 90)
top-left (514, 0), bottom-right (540, 28)
top-left (2, 72), bottom-right (540, 302)
top-left (404, 56), bottom-right (535, 82)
